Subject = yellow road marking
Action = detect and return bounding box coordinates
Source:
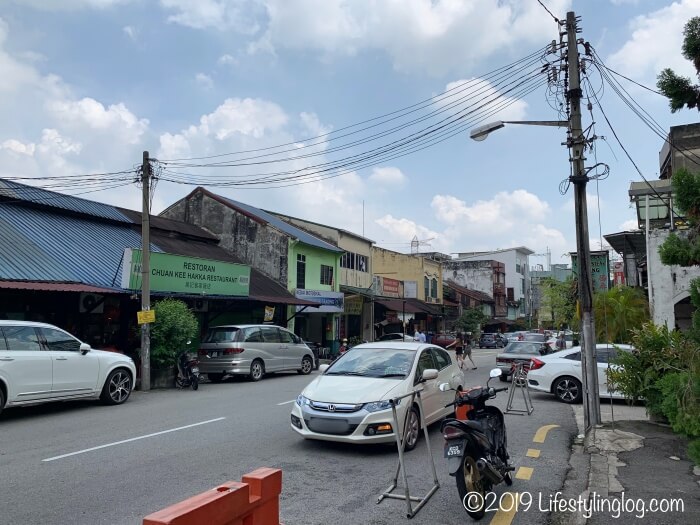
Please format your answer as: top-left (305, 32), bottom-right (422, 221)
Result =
top-left (515, 466), bottom-right (533, 480)
top-left (526, 448), bottom-right (541, 458)
top-left (489, 492), bottom-right (518, 525)
top-left (533, 424), bottom-right (560, 443)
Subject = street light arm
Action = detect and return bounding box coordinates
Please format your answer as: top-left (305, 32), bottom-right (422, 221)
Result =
top-left (469, 119), bottom-right (568, 141)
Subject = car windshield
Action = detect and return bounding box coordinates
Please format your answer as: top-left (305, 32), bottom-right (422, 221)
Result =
top-left (504, 342), bottom-right (543, 354)
top-left (203, 327), bottom-right (241, 343)
top-left (325, 348), bottom-right (414, 379)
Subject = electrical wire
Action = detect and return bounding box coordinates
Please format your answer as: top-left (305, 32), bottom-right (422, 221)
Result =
top-left (536, 0), bottom-right (561, 24)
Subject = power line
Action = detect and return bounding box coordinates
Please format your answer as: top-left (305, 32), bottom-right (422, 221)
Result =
top-left (536, 0), bottom-right (561, 24)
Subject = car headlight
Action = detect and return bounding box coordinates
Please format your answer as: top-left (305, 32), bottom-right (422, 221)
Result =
top-left (364, 399), bottom-right (400, 412)
top-left (296, 395), bottom-right (310, 407)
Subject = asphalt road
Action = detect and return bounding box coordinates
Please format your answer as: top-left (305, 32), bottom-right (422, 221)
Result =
top-left (0, 349), bottom-right (577, 525)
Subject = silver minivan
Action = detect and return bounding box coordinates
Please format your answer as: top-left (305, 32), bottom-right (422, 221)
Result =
top-left (197, 324), bottom-right (315, 382)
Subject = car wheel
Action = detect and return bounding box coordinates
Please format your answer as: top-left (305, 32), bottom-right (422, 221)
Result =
top-left (249, 360), bottom-right (264, 382)
top-left (208, 373), bottom-right (224, 383)
top-left (0, 387), bottom-right (5, 417)
top-left (100, 368), bottom-right (132, 405)
top-left (298, 356), bottom-right (313, 375)
top-left (554, 376), bottom-right (582, 404)
top-left (404, 406), bottom-right (421, 451)
top-left (499, 374), bottom-right (509, 382)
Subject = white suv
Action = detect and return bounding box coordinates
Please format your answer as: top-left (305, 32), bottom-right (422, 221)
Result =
top-left (0, 321), bottom-right (136, 416)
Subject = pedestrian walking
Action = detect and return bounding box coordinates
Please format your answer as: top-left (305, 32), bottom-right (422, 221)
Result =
top-left (464, 332), bottom-right (477, 370)
top-left (555, 332), bottom-right (566, 351)
top-left (446, 332), bottom-right (465, 369)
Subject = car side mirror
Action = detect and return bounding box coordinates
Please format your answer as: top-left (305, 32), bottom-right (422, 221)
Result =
top-left (319, 364), bottom-right (330, 373)
top-left (79, 343), bottom-right (91, 355)
top-left (421, 368), bottom-right (439, 382)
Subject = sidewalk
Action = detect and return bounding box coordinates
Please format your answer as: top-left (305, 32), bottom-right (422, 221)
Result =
top-left (551, 402), bottom-right (700, 524)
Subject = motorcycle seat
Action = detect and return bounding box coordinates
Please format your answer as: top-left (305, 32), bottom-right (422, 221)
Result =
top-left (444, 419), bottom-right (486, 433)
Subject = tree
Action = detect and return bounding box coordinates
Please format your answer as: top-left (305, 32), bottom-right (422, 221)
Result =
top-left (455, 307), bottom-right (488, 334)
top-left (593, 286), bottom-right (649, 344)
top-left (657, 16), bottom-right (700, 112)
top-left (150, 298), bottom-right (199, 368)
top-left (539, 277), bottom-right (577, 330)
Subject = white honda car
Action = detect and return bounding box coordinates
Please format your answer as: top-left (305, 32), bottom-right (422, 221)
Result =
top-left (0, 321), bottom-right (136, 416)
top-left (291, 342), bottom-right (463, 450)
top-left (527, 343), bottom-right (635, 403)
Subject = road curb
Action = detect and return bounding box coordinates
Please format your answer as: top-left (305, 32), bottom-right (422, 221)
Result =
top-left (549, 431), bottom-right (591, 525)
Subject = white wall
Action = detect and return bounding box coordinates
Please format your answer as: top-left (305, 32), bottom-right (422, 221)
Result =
top-left (648, 229), bottom-right (700, 329)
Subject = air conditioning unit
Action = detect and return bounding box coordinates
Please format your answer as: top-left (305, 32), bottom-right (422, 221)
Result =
top-left (192, 299), bottom-right (208, 312)
top-left (80, 293), bottom-right (104, 314)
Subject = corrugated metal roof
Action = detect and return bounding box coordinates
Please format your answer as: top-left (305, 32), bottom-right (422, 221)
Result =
top-left (0, 281), bottom-right (122, 293)
top-left (0, 179), bottom-right (131, 223)
top-left (201, 189), bottom-right (342, 253)
top-left (0, 204), bottom-right (158, 287)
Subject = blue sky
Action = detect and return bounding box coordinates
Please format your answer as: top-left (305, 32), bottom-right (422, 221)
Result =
top-left (1, 0), bottom-right (699, 268)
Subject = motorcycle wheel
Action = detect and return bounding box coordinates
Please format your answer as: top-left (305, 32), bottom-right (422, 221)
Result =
top-left (191, 375), bottom-right (199, 391)
top-left (456, 454), bottom-right (490, 520)
top-left (175, 377), bottom-right (184, 389)
top-left (504, 471), bottom-right (513, 486)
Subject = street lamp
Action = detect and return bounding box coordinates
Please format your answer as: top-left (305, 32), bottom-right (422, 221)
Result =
top-left (469, 14), bottom-right (601, 432)
top-left (469, 120), bottom-right (568, 141)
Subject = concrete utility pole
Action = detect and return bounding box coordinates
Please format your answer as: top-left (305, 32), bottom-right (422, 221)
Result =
top-left (141, 151), bottom-right (151, 391)
top-left (566, 11), bottom-right (600, 429)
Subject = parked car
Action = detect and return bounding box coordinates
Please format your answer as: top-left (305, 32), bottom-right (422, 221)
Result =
top-left (545, 332), bottom-right (575, 352)
top-left (479, 333), bottom-right (505, 348)
top-left (495, 341), bottom-right (550, 381)
top-left (291, 342), bottom-right (462, 450)
top-left (0, 321), bottom-right (136, 417)
top-left (523, 333), bottom-right (546, 344)
top-left (198, 324), bottom-right (315, 382)
top-left (430, 332), bottom-right (456, 348)
top-left (378, 333), bottom-right (414, 342)
top-left (527, 344), bottom-right (635, 403)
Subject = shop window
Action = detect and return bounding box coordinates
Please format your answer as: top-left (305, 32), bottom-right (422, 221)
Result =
top-left (424, 277), bottom-right (430, 298)
top-left (357, 255), bottom-right (368, 273)
top-left (320, 264), bottom-right (334, 285)
top-left (40, 328), bottom-right (81, 352)
top-left (430, 278), bottom-right (438, 298)
top-left (296, 254), bottom-right (306, 289)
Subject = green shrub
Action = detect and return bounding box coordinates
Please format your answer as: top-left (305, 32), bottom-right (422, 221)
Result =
top-left (150, 298), bottom-right (199, 367)
top-left (688, 439), bottom-right (700, 466)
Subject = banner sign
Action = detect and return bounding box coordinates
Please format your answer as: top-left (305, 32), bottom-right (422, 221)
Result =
top-left (137, 310), bottom-right (155, 324)
top-left (121, 249), bottom-right (250, 296)
top-left (382, 277), bottom-right (401, 297)
top-left (571, 251), bottom-right (610, 293)
top-left (264, 306), bottom-right (275, 322)
top-left (344, 295), bottom-right (363, 316)
top-left (295, 289), bottom-right (344, 313)
top-left (403, 280), bottom-right (417, 299)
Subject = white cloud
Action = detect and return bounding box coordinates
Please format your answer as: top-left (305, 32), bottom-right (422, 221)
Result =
top-left (160, 0), bottom-right (572, 75)
top-left (195, 72), bottom-right (214, 90)
top-left (123, 25), bottom-right (137, 41)
top-left (368, 166), bottom-right (407, 187)
top-left (10, 0), bottom-right (133, 9)
top-left (218, 54), bottom-right (238, 66)
top-left (442, 78), bottom-right (529, 122)
top-left (160, 0), bottom-right (262, 33)
top-left (375, 214), bottom-right (442, 247)
top-left (1, 139), bottom-right (35, 156)
top-left (607, 0), bottom-right (699, 82)
top-left (619, 218), bottom-right (639, 231)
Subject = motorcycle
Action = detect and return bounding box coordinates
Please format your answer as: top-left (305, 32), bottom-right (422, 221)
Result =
top-left (439, 368), bottom-right (514, 520)
top-left (175, 341), bottom-right (200, 391)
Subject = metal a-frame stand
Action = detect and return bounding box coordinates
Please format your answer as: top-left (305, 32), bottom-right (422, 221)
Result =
top-left (376, 389), bottom-right (440, 519)
top-left (505, 362), bottom-right (534, 415)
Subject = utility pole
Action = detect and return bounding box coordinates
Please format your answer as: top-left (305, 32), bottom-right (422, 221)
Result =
top-left (566, 11), bottom-right (600, 429)
top-left (141, 151), bottom-right (151, 391)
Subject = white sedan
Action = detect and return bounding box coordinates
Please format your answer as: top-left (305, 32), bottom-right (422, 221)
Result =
top-left (527, 344), bottom-right (635, 403)
top-left (290, 342), bottom-right (463, 450)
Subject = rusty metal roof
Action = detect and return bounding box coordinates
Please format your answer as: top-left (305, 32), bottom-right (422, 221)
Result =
top-left (0, 281), bottom-right (122, 293)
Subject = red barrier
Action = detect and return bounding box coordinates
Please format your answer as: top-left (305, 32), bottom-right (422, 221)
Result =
top-left (143, 467), bottom-right (282, 525)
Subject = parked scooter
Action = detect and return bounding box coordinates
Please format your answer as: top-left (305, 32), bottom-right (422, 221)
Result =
top-left (175, 341), bottom-right (200, 391)
top-left (439, 368), bottom-right (514, 520)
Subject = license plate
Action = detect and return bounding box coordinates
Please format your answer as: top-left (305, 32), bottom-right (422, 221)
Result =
top-left (191, 367), bottom-right (199, 374)
top-left (444, 442), bottom-right (464, 458)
